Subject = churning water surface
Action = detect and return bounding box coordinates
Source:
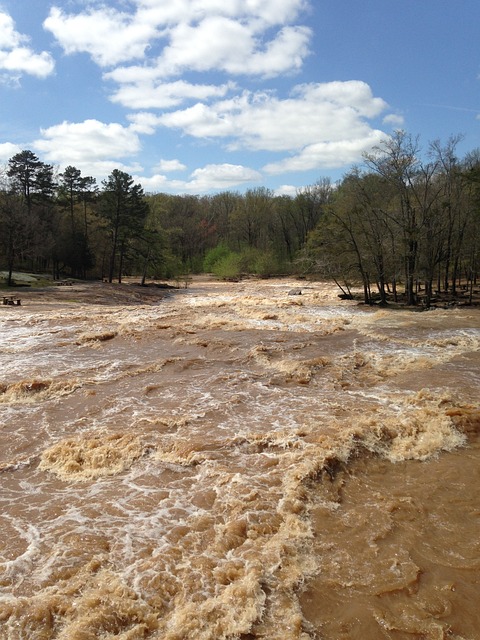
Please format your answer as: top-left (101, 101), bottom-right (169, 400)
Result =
top-left (0, 278), bottom-right (479, 639)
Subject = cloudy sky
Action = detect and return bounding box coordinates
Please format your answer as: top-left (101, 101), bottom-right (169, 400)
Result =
top-left (1, 0), bottom-right (479, 195)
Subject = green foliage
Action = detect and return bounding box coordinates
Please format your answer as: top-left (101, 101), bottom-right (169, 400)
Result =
top-left (7, 150), bottom-right (55, 208)
top-left (252, 250), bottom-right (282, 277)
top-left (208, 246), bottom-right (283, 279)
top-left (211, 252), bottom-right (242, 280)
top-left (100, 169), bottom-right (149, 282)
top-left (163, 255), bottom-right (184, 279)
top-left (56, 230), bottom-right (95, 276)
top-left (203, 243), bottom-right (231, 272)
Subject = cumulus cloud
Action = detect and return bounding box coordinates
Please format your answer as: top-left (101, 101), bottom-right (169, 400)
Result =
top-left (154, 159), bottom-right (187, 172)
top-left (157, 81), bottom-right (387, 148)
top-left (127, 112), bottom-right (162, 135)
top-left (111, 79), bottom-right (236, 110)
top-left (153, 18), bottom-right (311, 78)
top-left (44, 0), bottom-right (311, 80)
top-left (383, 113), bottom-right (405, 127)
top-left (274, 184), bottom-right (300, 197)
top-left (43, 6), bottom-right (156, 67)
top-left (188, 163), bottom-right (261, 189)
top-left (153, 81), bottom-right (389, 172)
top-left (135, 0), bottom-right (308, 27)
top-left (0, 11), bottom-right (23, 48)
top-left (29, 77), bottom-right (389, 185)
top-left (138, 162), bottom-right (261, 193)
top-left (0, 11), bottom-right (54, 79)
top-left (33, 119), bottom-right (142, 178)
top-left (263, 131), bottom-right (387, 174)
top-left (4, 0), bottom-right (394, 191)
top-left (0, 141), bottom-right (21, 163)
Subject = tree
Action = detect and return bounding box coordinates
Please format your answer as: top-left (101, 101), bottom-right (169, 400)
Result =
top-left (426, 136), bottom-right (469, 295)
top-left (461, 151), bottom-right (480, 300)
top-left (100, 170), bottom-right (149, 283)
top-left (57, 166), bottom-right (97, 278)
top-left (334, 171), bottom-right (396, 304)
top-left (304, 198), bottom-right (361, 301)
top-left (7, 150), bottom-right (55, 214)
top-left (5, 150), bottom-right (56, 274)
top-left (292, 179), bottom-right (333, 247)
top-left (0, 188), bottom-right (31, 286)
top-left (230, 187), bottom-right (274, 251)
top-left (208, 191), bottom-right (242, 245)
top-left (78, 175), bottom-right (98, 240)
top-left (58, 166), bottom-right (83, 234)
top-left (364, 131), bottom-right (441, 305)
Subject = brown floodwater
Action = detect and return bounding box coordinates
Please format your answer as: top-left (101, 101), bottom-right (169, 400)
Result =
top-left (0, 278), bottom-right (478, 639)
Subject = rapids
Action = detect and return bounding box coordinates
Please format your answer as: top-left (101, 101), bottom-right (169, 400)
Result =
top-left (0, 278), bottom-right (479, 639)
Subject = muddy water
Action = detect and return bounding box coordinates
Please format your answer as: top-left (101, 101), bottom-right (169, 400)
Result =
top-left (0, 279), bottom-right (479, 639)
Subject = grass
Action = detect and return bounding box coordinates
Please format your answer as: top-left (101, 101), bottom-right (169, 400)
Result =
top-left (0, 271), bottom-right (57, 289)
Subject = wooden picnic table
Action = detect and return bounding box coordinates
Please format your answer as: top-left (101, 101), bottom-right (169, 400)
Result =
top-left (2, 296), bottom-right (21, 305)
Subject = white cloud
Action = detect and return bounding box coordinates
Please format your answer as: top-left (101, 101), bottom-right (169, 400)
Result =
top-left (154, 159), bottom-right (187, 172)
top-left (188, 163), bottom-right (261, 190)
top-left (263, 131), bottom-right (387, 174)
top-left (135, 0), bottom-right (308, 27)
top-left (159, 17), bottom-right (254, 74)
top-left (44, 6), bottom-right (156, 67)
top-left (0, 141), bottom-right (21, 163)
top-left (127, 112), bottom-right (162, 135)
top-left (44, 0), bottom-right (311, 81)
top-left (112, 79), bottom-right (235, 110)
top-left (0, 11), bottom-right (54, 79)
top-left (23, 1), bottom-right (395, 188)
top-left (33, 119), bottom-right (142, 179)
top-left (147, 100), bottom-right (236, 138)
top-left (383, 113), bottom-right (405, 127)
top-left (157, 81), bottom-right (388, 149)
top-left (137, 162), bottom-right (261, 193)
top-left (133, 173), bottom-right (169, 192)
top-left (154, 18), bottom-right (310, 78)
top-left (245, 25), bottom-right (311, 77)
top-left (0, 47), bottom-right (54, 78)
top-left (274, 184), bottom-right (299, 197)
top-left (0, 11), bottom-right (22, 48)
top-left (155, 81), bottom-right (389, 173)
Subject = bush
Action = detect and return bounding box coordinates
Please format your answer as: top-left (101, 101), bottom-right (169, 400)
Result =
top-left (252, 251), bottom-right (281, 277)
top-left (207, 245), bottom-right (285, 279)
top-left (203, 244), bottom-right (231, 272)
top-left (211, 252), bottom-right (242, 280)
top-left (239, 247), bottom-right (282, 277)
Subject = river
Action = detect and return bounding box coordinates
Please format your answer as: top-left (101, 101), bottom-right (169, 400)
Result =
top-left (0, 278), bottom-right (479, 639)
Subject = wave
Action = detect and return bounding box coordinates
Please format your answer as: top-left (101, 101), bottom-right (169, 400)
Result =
top-left (39, 434), bottom-right (147, 481)
top-left (0, 379), bottom-right (80, 404)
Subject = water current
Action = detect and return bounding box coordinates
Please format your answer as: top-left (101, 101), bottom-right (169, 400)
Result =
top-left (0, 278), bottom-right (479, 639)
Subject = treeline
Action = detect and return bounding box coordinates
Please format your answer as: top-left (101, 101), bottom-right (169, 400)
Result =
top-left (304, 131), bottom-right (480, 305)
top-left (0, 131), bottom-right (479, 306)
top-left (0, 148), bottom-right (332, 285)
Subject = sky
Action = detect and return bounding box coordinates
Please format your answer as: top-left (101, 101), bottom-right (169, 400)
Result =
top-left (0, 0), bottom-right (479, 196)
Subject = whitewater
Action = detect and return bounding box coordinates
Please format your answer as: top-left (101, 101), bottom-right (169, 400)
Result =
top-left (0, 277), bottom-right (479, 639)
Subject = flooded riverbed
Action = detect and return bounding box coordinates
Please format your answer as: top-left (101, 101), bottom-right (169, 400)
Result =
top-left (0, 278), bottom-right (479, 639)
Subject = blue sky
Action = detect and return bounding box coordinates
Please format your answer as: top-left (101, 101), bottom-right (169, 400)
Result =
top-left (0, 0), bottom-right (479, 195)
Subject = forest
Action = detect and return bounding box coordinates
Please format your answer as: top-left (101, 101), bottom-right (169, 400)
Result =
top-left (1, 130), bottom-right (479, 307)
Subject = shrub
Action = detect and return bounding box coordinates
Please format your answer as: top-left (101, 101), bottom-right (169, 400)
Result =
top-left (203, 244), bottom-right (231, 272)
top-left (252, 251), bottom-right (281, 277)
top-left (211, 252), bottom-right (242, 280)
